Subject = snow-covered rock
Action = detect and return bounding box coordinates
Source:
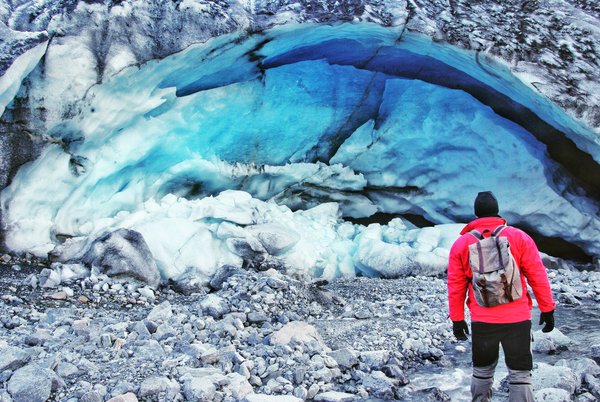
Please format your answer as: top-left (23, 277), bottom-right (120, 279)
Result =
top-left (80, 229), bottom-right (160, 287)
top-left (270, 321), bottom-right (325, 347)
top-left (534, 362), bottom-right (580, 394)
top-left (532, 328), bottom-right (573, 354)
top-left (534, 388), bottom-right (571, 402)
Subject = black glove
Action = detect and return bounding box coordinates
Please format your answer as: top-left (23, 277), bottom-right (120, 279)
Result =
top-left (539, 310), bottom-right (555, 333)
top-left (452, 320), bottom-right (469, 341)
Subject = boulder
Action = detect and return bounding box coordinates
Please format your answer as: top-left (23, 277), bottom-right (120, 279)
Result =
top-left (146, 301), bottom-right (173, 323)
top-left (555, 358), bottom-right (600, 382)
top-left (243, 395), bottom-right (302, 402)
top-left (314, 391), bottom-right (358, 401)
top-left (328, 348), bottom-right (359, 370)
top-left (270, 321), bottom-right (325, 347)
top-left (7, 364), bottom-right (61, 402)
top-left (0, 347), bottom-right (31, 372)
top-left (358, 370), bottom-right (397, 400)
top-left (534, 388), bottom-right (570, 402)
top-left (82, 229), bottom-right (160, 287)
top-left (38, 268), bottom-right (62, 288)
top-left (138, 376), bottom-right (180, 400)
top-left (224, 373), bottom-right (253, 400)
top-left (360, 350), bottom-right (391, 370)
top-left (247, 312), bottom-right (269, 324)
top-left (106, 393), bottom-right (138, 402)
top-left (575, 393), bottom-right (598, 402)
top-left (584, 374), bottom-right (600, 399)
top-left (183, 377), bottom-right (216, 401)
top-left (209, 265), bottom-right (243, 290)
top-left (199, 294), bottom-right (230, 319)
top-left (55, 362), bottom-right (79, 379)
top-left (534, 363), bottom-right (579, 394)
top-left (532, 329), bottom-right (572, 354)
top-left (80, 392), bottom-right (104, 402)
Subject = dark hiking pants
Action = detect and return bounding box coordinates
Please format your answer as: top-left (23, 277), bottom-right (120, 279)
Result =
top-left (471, 320), bottom-right (533, 402)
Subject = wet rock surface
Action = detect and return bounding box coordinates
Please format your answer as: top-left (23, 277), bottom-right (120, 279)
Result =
top-left (0, 254), bottom-right (599, 401)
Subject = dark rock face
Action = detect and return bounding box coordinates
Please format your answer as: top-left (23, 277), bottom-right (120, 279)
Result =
top-left (81, 228), bottom-right (161, 287)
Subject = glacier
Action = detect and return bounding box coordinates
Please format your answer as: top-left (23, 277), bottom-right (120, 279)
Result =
top-left (1, 22), bottom-right (600, 284)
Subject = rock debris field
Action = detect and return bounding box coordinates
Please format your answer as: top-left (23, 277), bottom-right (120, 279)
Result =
top-left (1, 254), bottom-right (600, 402)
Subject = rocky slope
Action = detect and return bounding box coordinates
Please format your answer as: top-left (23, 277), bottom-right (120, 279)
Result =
top-left (1, 253), bottom-right (600, 401)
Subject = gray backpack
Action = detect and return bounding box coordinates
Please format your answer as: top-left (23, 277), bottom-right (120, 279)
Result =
top-left (468, 225), bottom-right (522, 307)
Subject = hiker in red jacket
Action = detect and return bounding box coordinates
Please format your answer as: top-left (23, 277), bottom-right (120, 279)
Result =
top-left (447, 191), bottom-right (556, 402)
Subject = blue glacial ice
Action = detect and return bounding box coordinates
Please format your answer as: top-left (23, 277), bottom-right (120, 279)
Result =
top-left (2, 23), bottom-right (599, 283)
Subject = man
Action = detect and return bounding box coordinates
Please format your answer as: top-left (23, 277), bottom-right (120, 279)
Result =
top-left (447, 191), bottom-right (556, 402)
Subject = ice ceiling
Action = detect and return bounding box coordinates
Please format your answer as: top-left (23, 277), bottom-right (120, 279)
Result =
top-left (2, 23), bottom-right (600, 270)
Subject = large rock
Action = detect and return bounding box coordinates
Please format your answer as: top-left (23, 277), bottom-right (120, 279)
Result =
top-left (555, 358), bottom-right (600, 382)
top-left (534, 388), bottom-right (571, 402)
top-left (534, 363), bottom-right (580, 394)
top-left (314, 391), bottom-right (359, 402)
top-left (532, 329), bottom-right (572, 354)
top-left (0, 390), bottom-right (13, 402)
top-left (106, 393), bottom-right (138, 402)
top-left (7, 364), bottom-right (60, 402)
top-left (224, 373), bottom-right (253, 400)
top-left (270, 321), bottom-right (325, 347)
top-left (328, 348), bottom-right (359, 370)
top-left (138, 376), bottom-right (180, 400)
top-left (360, 350), bottom-right (391, 370)
top-left (146, 301), bottom-right (173, 323)
top-left (209, 265), bottom-right (244, 290)
top-left (0, 347), bottom-right (31, 372)
top-left (182, 377), bottom-right (216, 401)
top-left (243, 395), bottom-right (302, 402)
top-left (82, 229), bottom-right (160, 287)
top-left (199, 294), bottom-right (230, 319)
top-left (357, 370), bottom-right (398, 400)
top-left (38, 268), bottom-right (61, 288)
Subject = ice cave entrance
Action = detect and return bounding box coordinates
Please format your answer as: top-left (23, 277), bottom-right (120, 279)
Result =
top-left (3, 23), bottom-right (600, 263)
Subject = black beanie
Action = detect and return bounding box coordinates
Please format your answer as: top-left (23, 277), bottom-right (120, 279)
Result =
top-left (474, 191), bottom-right (499, 218)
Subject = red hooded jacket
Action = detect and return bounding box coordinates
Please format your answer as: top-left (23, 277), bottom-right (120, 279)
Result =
top-left (448, 217), bottom-right (556, 323)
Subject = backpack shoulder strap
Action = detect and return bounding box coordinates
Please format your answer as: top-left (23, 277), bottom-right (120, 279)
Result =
top-left (491, 225), bottom-right (507, 237)
top-left (469, 230), bottom-right (484, 240)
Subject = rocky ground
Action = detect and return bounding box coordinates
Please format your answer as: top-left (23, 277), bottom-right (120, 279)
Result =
top-left (0, 254), bottom-right (600, 402)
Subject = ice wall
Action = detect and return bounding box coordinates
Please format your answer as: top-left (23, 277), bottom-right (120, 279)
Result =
top-left (1, 23), bottom-right (599, 282)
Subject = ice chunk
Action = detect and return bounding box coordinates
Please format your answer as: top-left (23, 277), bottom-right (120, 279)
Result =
top-left (0, 41), bottom-right (48, 116)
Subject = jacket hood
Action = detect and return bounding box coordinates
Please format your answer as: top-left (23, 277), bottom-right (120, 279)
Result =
top-left (459, 216), bottom-right (507, 235)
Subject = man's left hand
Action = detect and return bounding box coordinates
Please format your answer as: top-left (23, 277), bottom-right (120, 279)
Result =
top-left (539, 310), bottom-right (555, 333)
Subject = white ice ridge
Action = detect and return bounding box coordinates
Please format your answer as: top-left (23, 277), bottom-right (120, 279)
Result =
top-left (47, 190), bottom-right (460, 284)
top-left (0, 40), bottom-right (48, 117)
top-left (1, 23), bottom-right (600, 273)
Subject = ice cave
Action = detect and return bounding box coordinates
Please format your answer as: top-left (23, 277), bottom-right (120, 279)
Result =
top-left (1, 23), bottom-right (599, 284)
